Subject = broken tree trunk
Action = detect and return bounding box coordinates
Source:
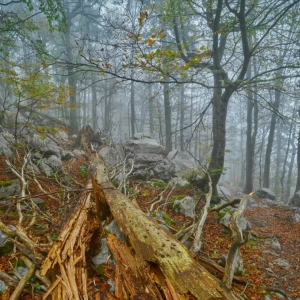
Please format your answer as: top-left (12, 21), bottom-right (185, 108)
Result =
top-left (40, 183), bottom-right (97, 300)
top-left (95, 163), bottom-right (239, 300)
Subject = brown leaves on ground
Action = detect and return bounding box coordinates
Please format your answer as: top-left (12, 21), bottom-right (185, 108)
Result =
top-left (1, 151), bottom-right (300, 300)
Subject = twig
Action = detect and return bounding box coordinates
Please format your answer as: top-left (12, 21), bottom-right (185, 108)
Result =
top-left (9, 263), bottom-right (36, 300)
top-left (20, 255), bottom-right (51, 288)
top-left (211, 199), bottom-right (241, 212)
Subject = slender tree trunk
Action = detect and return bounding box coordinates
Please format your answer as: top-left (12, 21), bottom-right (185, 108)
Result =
top-left (130, 80), bottom-right (136, 136)
top-left (64, 29), bottom-right (78, 134)
top-left (286, 139), bottom-right (296, 200)
top-left (239, 128), bottom-right (245, 189)
top-left (157, 100), bottom-right (164, 146)
top-left (180, 84), bottom-right (185, 151)
top-left (244, 81), bottom-right (254, 192)
top-left (149, 84), bottom-right (154, 136)
top-left (163, 79), bottom-right (172, 153)
top-left (280, 114), bottom-right (294, 200)
top-left (274, 125), bottom-right (282, 195)
top-left (104, 80), bottom-right (110, 131)
top-left (83, 82), bottom-right (87, 127)
top-left (295, 108), bottom-right (300, 193)
top-left (263, 90), bottom-right (281, 188)
top-left (67, 71), bottom-right (78, 134)
top-left (92, 84), bottom-right (97, 131)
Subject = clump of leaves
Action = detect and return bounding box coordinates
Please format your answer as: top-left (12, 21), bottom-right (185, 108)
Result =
top-left (80, 164), bottom-right (88, 178)
top-left (12, 258), bottom-right (26, 268)
top-left (211, 251), bottom-right (220, 258)
top-left (51, 233), bottom-right (58, 241)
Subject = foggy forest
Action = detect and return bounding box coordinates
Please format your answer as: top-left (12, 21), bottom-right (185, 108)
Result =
top-left (1, 0), bottom-right (300, 299)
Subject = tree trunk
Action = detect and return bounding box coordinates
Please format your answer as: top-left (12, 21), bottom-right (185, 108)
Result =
top-left (180, 84), bottom-right (185, 151)
top-left (274, 125), bottom-right (282, 195)
top-left (209, 75), bottom-right (231, 198)
top-left (295, 109), bottom-right (300, 193)
top-left (280, 117), bottom-right (294, 200)
top-left (164, 79), bottom-right (172, 154)
top-left (263, 90), bottom-right (281, 188)
top-left (149, 84), bottom-right (154, 136)
top-left (67, 70), bottom-right (78, 134)
top-left (130, 80), bottom-right (136, 136)
top-left (286, 139), bottom-right (296, 200)
top-left (92, 83), bottom-right (97, 131)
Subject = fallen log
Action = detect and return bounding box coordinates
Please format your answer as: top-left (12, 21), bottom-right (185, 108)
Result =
top-left (95, 164), bottom-right (239, 300)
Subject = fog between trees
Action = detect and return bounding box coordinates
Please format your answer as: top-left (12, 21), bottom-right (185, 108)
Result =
top-left (1, 0), bottom-right (300, 199)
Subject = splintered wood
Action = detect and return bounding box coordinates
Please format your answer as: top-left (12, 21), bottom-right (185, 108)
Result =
top-left (40, 183), bottom-right (93, 300)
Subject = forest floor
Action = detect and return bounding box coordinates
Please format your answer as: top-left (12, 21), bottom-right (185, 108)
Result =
top-left (0, 150), bottom-right (299, 300)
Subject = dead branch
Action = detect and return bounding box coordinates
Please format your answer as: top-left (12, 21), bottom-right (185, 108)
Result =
top-left (6, 152), bottom-right (31, 225)
top-left (211, 199), bottom-right (241, 213)
top-left (191, 170), bottom-right (212, 253)
top-left (9, 263), bottom-right (36, 300)
top-left (222, 192), bottom-right (255, 289)
top-left (0, 270), bottom-right (24, 290)
top-left (20, 255), bottom-right (51, 288)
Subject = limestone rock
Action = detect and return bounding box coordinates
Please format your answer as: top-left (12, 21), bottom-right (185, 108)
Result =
top-left (219, 212), bottom-right (251, 231)
top-left (173, 196), bottom-right (195, 218)
top-left (0, 179), bottom-right (20, 199)
top-left (256, 188), bottom-right (276, 200)
top-left (0, 132), bottom-right (14, 156)
top-left (167, 150), bottom-right (194, 173)
top-left (124, 137), bottom-right (175, 181)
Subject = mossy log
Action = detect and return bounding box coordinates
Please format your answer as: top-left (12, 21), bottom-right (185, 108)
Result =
top-left (95, 164), bottom-right (239, 300)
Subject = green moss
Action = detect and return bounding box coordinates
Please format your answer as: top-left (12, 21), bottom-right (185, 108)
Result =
top-left (152, 181), bottom-right (168, 188)
top-left (171, 195), bottom-right (186, 203)
top-left (0, 241), bottom-right (14, 256)
top-left (12, 258), bottom-right (26, 268)
top-left (141, 190), bottom-right (149, 197)
top-left (172, 202), bottom-right (181, 212)
top-left (217, 208), bottom-right (233, 220)
top-left (162, 213), bottom-right (173, 227)
top-left (247, 240), bottom-right (257, 248)
top-left (96, 264), bottom-right (105, 276)
top-left (0, 180), bottom-right (13, 188)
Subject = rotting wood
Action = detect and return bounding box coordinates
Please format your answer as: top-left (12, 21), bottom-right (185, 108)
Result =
top-left (40, 183), bottom-right (94, 300)
top-left (95, 164), bottom-right (239, 300)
